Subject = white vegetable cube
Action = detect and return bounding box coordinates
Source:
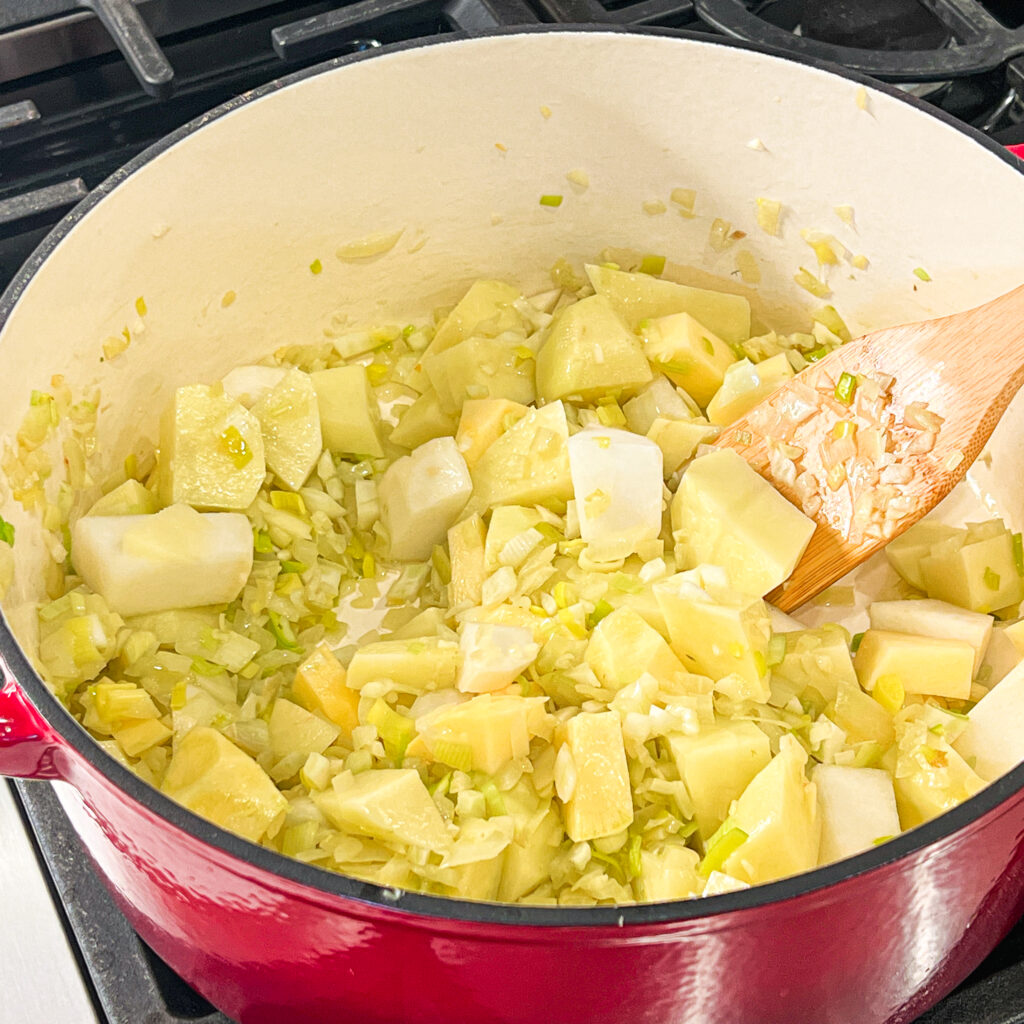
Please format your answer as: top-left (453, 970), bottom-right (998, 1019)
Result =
top-left (979, 619), bottom-right (1024, 687)
top-left (812, 764), bottom-right (900, 863)
top-left (568, 426), bottom-right (663, 562)
top-left (379, 436), bottom-right (472, 561)
top-left (220, 365), bottom-right (287, 407)
top-left (71, 504), bottom-right (253, 616)
top-left (458, 622), bottom-right (540, 693)
top-left (311, 365), bottom-right (384, 458)
top-left (955, 660), bottom-right (1024, 781)
top-left (855, 629), bottom-right (974, 700)
top-left (868, 598), bottom-right (993, 675)
top-left (671, 449), bottom-right (815, 597)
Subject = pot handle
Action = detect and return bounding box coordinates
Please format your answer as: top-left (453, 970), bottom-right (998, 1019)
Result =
top-left (0, 664), bottom-right (64, 780)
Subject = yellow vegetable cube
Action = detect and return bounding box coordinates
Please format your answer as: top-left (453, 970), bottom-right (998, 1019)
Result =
top-left (705, 353), bottom-right (794, 426)
top-left (668, 720), bottom-right (771, 839)
top-left (346, 637), bottom-right (460, 693)
top-left (455, 398), bottom-right (530, 468)
top-left (268, 698), bottom-right (340, 762)
top-left (161, 726), bottom-right (288, 843)
top-left (562, 711), bottom-right (634, 842)
top-left (311, 365), bottom-right (384, 457)
top-left (722, 735), bottom-right (820, 885)
top-left (424, 280), bottom-right (523, 357)
top-left (641, 313), bottom-right (737, 407)
top-left (855, 629), bottom-right (974, 700)
top-left (291, 643), bottom-right (360, 740)
top-left (251, 367), bottom-right (322, 491)
top-left (584, 607), bottom-right (686, 690)
top-left (389, 389), bottom-right (458, 450)
top-left (448, 513), bottom-right (487, 608)
top-left (646, 417), bottom-right (719, 477)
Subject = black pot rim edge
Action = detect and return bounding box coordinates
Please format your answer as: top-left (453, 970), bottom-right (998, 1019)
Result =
top-left (1, 23), bottom-right (1023, 931)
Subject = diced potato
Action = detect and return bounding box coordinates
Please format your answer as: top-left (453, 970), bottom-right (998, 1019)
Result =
top-left (424, 335), bottom-right (537, 413)
top-left (655, 574), bottom-right (772, 702)
top-left (390, 390), bottom-right (458, 450)
top-left (484, 505), bottom-right (544, 572)
top-left (623, 376), bottom-right (698, 435)
top-left (586, 264), bottom-right (751, 343)
top-left (722, 735), bottom-right (820, 885)
top-left (86, 479), bottom-right (158, 517)
top-left (72, 504), bottom-right (253, 617)
top-left (113, 717), bottom-right (173, 758)
top-left (668, 720), bottom-right (771, 838)
top-left (251, 367), bottom-right (322, 491)
top-left (448, 513), bottom-right (487, 607)
top-left (638, 842), bottom-right (703, 902)
top-left (158, 384), bottom-right (265, 511)
top-left (702, 871), bottom-right (750, 896)
top-left (268, 698), bottom-right (340, 762)
top-left (425, 280), bottom-right (523, 357)
top-left (311, 365), bottom-right (384, 457)
top-left (771, 624), bottom-right (857, 704)
top-left (346, 637), bottom-right (460, 693)
top-left (884, 519), bottom-right (961, 591)
top-left (568, 426), bottom-right (663, 562)
top-left (585, 607), bottom-right (686, 691)
top-left (498, 802), bottom-right (564, 903)
top-left (221, 365), bottom-right (287, 407)
top-left (469, 400), bottom-right (573, 511)
top-left (562, 711), bottom-right (633, 842)
top-left (535, 294), bottom-right (652, 402)
top-left (705, 353), bottom-right (794, 426)
top-left (641, 313), bottom-right (737, 407)
top-left (379, 436), bottom-right (472, 561)
top-left (955, 660), bottom-right (1024, 781)
top-left (855, 629), bottom-right (974, 700)
top-left (291, 643), bottom-right (360, 741)
top-left (832, 679), bottom-right (894, 749)
top-left (457, 622), bottom-right (540, 693)
top-left (408, 694), bottom-right (549, 774)
top-left (813, 764), bottom-right (900, 863)
top-left (672, 449), bottom-right (815, 598)
top-left (455, 398), bottom-right (529, 468)
top-left (161, 726), bottom-right (287, 843)
top-left (646, 417), bottom-right (719, 478)
top-left (387, 607), bottom-right (447, 640)
top-left (868, 598), bottom-right (992, 675)
top-left (326, 768), bottom-right (450, 851)
top-left (920, 525), bottom-right (1024, 613)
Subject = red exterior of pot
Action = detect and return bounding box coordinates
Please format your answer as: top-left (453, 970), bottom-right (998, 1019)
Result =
top-left (5, 657), bottom-right (1024, 1024)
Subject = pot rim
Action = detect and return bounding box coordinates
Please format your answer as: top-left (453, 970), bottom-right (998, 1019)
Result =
top-left (2, 23), bottom-right (1022, 930)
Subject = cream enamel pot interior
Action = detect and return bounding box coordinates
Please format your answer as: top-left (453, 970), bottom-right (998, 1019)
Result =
top-left (2, 28), bottom-right (1024, 1024)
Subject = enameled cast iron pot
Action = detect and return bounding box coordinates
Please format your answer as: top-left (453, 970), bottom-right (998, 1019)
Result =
top-left (1, 28), bottom-right (1024, 1024)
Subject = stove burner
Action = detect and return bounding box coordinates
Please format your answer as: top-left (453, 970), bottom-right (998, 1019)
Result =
top-left (694, 0), bottom-right (1024, 80)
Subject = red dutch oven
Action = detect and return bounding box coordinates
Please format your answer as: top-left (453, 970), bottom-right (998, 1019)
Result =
top-left (2, 28), bottom-right (1024, 1024)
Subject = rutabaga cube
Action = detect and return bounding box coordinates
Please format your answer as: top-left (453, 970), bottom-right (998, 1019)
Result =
top-left (868, 598), bottom-right (993, 675)
top-left (251, 367), bottom-right (322, 491)
top-left (671, 448), bottom-right (815, 597)
top-left (654, 572), bottom-right (772, 702)
top-left (220, 365), bottom-right (287, 407)
top-left (458, 622), bottom-right (540, 693)
top-left (311, 365), bottom-right (384, 458)
top-left (568, 426), bottom-right (663, 562)
top-left (158, 384), bottom-right (265, 512)
top-left (955, 660), bottom-right (1024, 781)
top-left (812, 764), bottom-right (900, 863)
top-left (585, 606), bottom-right (686, 691)
top-left (979, 619), bottom-right (1024, 687)
top-left (705, 353), bottom-right (794, 427)
top-left (561, 710), bottom-right (634, 842)
top-left (855, 629), bottom-right (974, 700)
top-left (379, 436), bottom-right (472, 562)
top-left (668, 720), bottom-right (771, 839)
top-left (71, 504), bottom-right (254, 616)
top-left (722, 735), bottom-right (820, 885)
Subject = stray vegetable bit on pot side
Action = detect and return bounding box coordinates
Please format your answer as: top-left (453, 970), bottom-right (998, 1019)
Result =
top-left (17, 260), bottom-right (1024, 905)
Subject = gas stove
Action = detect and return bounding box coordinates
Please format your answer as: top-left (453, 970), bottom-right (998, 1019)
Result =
top-left (1, 2), bottom-right (1023, 1023)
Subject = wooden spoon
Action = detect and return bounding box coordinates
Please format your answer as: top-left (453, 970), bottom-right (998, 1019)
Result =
top-left (715, 282), bottom-right (1024, 612)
